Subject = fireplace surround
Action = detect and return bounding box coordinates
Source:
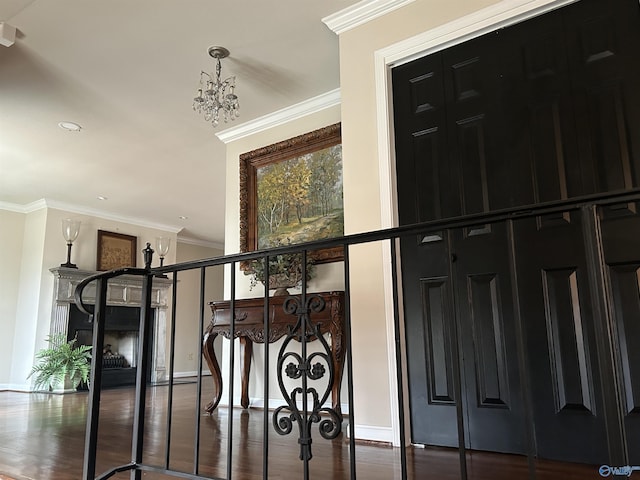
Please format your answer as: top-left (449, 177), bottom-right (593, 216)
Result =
top-left (49, 267), bottom-right (172, 385)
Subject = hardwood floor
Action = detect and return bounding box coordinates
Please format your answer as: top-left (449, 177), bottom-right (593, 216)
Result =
top-left (0, 383), bottom-right (601, 479)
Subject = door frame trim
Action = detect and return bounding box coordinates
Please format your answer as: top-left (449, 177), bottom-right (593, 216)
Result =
top-left (373, 0), bottom-right (580, 447)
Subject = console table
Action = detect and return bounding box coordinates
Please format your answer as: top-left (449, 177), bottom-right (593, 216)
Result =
top-left (202, 291), bottom-right (345, 414)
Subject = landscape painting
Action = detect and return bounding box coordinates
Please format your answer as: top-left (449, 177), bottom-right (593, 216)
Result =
top-left (239, 123), bottom-right (344, 264)
top-left (256, 143), bottom-right (343, 249)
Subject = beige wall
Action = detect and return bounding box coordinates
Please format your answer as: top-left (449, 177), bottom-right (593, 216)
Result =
top-left (174, 241), bottom-right (224, 377)
top-left (0, 0), bottom-right (552, 438)
top-left (334, 0), bottom-right (577, 441)
top-left (333, 0), bottom-right (504, 437)
top-left (221, 105), bottom-right (347, 411)
top-left (223, 105), bottom-right (343, 296)
top-left (0, 210), bottom-right (25, 385)
top-left (10, 208), bottom-right (48, 389)
top-left (0, 208), bottom-right (228, 390)
top-left (218, 1), bottom-right (509, 435)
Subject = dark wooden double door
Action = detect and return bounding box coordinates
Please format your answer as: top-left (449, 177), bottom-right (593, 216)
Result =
top-left (393, 0), bottom-right (640, 464)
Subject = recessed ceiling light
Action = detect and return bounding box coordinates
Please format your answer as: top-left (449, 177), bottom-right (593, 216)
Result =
top-left (58, 121), bottom-right (82, 132)
top-left (179, 215), bottom-right (189, 220)
top-left (97, 195), bottom-right (108, 201)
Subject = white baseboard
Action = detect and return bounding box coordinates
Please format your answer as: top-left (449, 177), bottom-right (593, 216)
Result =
top-left (172, 370), bottom-right (212, 379)
top-left (246, 397), bottom-right (349, 414)
top-left (0, 383), bottom-right (32, 392)
top-left (2, 373), bottom-right (212, 391)
top-left (348, 423), bottom-right (394, 444)
top-left (216, 397), bottom-right (392, 444)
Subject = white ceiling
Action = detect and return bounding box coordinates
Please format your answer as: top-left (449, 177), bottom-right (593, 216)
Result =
top-left (0, 0), bottom-right (363, 246)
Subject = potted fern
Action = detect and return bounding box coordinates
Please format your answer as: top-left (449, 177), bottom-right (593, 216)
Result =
top-left (28, 333), bottom-right (92, 392)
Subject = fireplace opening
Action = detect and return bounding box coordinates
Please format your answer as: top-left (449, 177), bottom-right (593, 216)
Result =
top-left (68, 304), bottom-right (154, 389)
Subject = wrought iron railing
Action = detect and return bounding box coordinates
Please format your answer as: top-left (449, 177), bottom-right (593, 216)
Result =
top-left (74, 188), bottom-right (640, 480)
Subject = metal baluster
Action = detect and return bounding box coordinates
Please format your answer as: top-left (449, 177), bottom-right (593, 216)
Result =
top-left (82, 277), bottom-right (107, 480)
top-left (272, 249), bottom-right (342, 475)
top-left (227, 262), bottom-right (237, 480)
top-left (390, 238), bottom-right (408, 479)
top-left (263, 256), bottom-right (271, 480)
top-left (131, 244), bottom-right (156, 480)
top-left (343, 245), bottom-right (357, 480)
top-left (165, 273), bottom-right (179, 469)
top-left (193, 267), bottom-right (206, 475)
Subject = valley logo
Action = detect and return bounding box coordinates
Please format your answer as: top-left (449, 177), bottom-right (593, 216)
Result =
top-left (599, 465), bottom-right (640, 477)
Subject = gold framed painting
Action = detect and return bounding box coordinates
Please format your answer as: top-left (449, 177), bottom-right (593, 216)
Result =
top-left (96, 230), bottom-right (137, 271)
top-left (239, 123), bottom-right (344, 268)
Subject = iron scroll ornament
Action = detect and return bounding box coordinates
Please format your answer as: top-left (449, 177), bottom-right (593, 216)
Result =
top-left (272, 294), bottom-right (343, 462)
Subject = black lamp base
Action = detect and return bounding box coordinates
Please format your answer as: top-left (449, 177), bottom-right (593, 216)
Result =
top-left (61, 243), bottom-right (77, 269)
top-left (155, 257), bottom-right (168, 278)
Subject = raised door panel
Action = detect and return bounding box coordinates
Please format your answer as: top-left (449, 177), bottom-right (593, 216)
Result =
top-left (509, 9), bottom-right (584, 208)
top-left (393, 54), bottom-right (456, 225)
top-left (566, 0), bottom-right (640, 199)
top-left (422, 278), bottom-right (457, 405)
top-left (601, 206), bottom-right (640, 463)
top-left (513, 213), bottom-right (608, 464)
top-left (452, 224), bottom-right (526, 454)
top-left (443, 33), bottom-right (513, 214)
top-left (400, 234), bottom-right (459, 447)
top-left (542, 268), bottom-right (595, 414)
top-left (455, 116), bottom-right (490, 218)
top-left (412, 127), bottom-right (445, 223)
top-left (608, 264), bottom-right (640, 417)
top-left (467, 273), bottom-right (510, 409)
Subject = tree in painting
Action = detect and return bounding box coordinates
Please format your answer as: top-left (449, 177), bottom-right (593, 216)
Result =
top-left (256, 144), bottom-right (343, 249)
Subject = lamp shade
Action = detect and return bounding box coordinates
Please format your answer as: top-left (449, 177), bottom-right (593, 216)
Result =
top-left (156, 237), bottom-right (171, 258)
top-left (61, 218), bottom-right (81, 243)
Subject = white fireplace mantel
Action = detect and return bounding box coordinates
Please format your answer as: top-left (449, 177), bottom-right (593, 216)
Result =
top-left (49, 267), bottom-right (173, 383)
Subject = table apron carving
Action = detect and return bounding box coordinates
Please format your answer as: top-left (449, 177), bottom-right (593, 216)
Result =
top-left (203, 291), bottom-right (345, 414)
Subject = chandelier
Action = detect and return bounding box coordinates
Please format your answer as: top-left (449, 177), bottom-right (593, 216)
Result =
top-left (193, 46), bottom-right (239, 127)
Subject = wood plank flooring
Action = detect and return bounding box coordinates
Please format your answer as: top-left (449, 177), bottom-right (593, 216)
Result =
top-left (0, 383), bottom-right (602, 479)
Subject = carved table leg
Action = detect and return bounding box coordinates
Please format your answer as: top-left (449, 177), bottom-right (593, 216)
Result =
top-left (330, 327), bottom-right (345, 417)
top-left (239, 337), bottom-right (253, 409)
top-left (202, 330), bottom-right (222, 414)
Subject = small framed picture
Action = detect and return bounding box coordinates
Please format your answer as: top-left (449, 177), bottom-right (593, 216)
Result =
top-left (96, 230), bottom-right (137, 271)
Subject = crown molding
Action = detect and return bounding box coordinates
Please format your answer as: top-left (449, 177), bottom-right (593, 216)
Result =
top-left (0, 200), bottom-right (34, 213)
top-left (322, 0), bottom-right (415, 35)
top-left (0, 198), bottom-right (183, 234)
top-left (177, 236), bottom-right (224, 251)
top-left (45, 199), bottom-right (184, 233)
top-left (377, 0), bottom-right (578, 67)
top-left (216, 89), bottom-right (341, 144)
top-left (2, 198), bottom-right (225, 250)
